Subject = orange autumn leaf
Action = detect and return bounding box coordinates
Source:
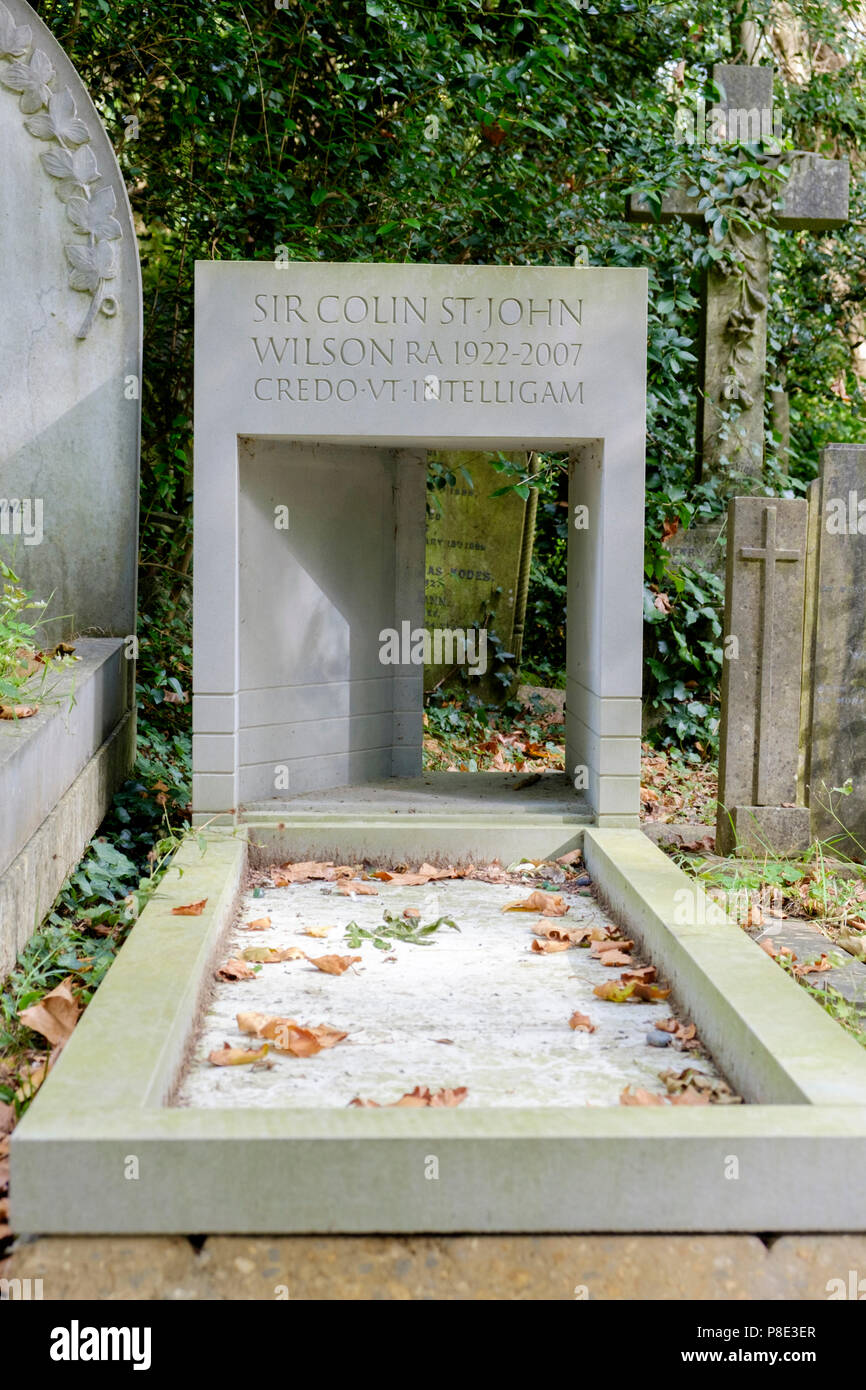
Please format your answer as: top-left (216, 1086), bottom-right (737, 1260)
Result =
top-left (631, 981), bottom-right (671, 1002)
top-left (0, 703), bottom-right (38, 719)
top-left (350, 1086), bottom-right (468, 1108)
top-left (237, 1012), bottom-right (347, 1055)
top-left (336, 880), bottom-right (379, 896)
top-left (242, 917), bottom-right (271, 931)
top-left (531, 937), bottom-right (571, 954)
top-left (18, 979), bottom-right (80, 1048)
top-left (270, 860), bottom-right (350, 886)
top-left (306, 953), bottom-right (362, 975)
top-left (532, 921), bottom-right (592, 944)
top-left (590, 938), bottom-right (634, 956)
top-left (596, 948), bottom-right (633, 967)
top-left (621, 965), bottom-right (657, 983)
top-left (568, 1011), bottom-right (596, 1033)
top-left (208, 1042), bottom-right (269, 1067)
top-left (502, 890), bottom-right (568, 917)
top-left (593, 979), bottom-right (636, 1003)
top-left (171, 898), bottom-right (207, 917)
top-left (669, 1087), bottom-right (711, 1106)
top-left (794, 954), bottom-right (833, 977)
top-left (620, 1086), bottom-right (665, 1106)
top-left (305, 924), bottom-right (333, 938)
top-left (216, 958), bottom-right (258, 981)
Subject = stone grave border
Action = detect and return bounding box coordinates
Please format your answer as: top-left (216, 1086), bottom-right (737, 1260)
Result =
top-left (12, 826), bottom-right (866, 1233)
top-left (0, 639), bottom-right (135, 978)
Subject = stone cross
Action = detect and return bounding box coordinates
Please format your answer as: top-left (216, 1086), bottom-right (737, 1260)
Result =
top-left (737, 504), bottom-right (799, 804)
top-left (629, 63), bottom-right (849, 487)
top-left (716, 495), bottom-right (810, 855)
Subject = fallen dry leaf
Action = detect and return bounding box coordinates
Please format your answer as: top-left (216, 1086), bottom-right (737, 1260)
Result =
top-left (793, 954), bottom-right (833, 977)
top-left (18, 978), bottom-right (80, 1047)
top-left (590, 937), bottom-right (633, 956)
top-left (0, 703), bottom-right (38, 719)
top-left (271, 860), bottom-right (354, 886)
top-left (837, 928), bottom-right (866, 961)
top-left (593, 979), bottom-right (637, 1003)
top-left (241, 945), bottom-right (305, 964)
top-left (369, 863), bottom-right (450, 886)
top-left (533, 921), bottom-right (592, 944)
top-left (660, 1067), bottom-right (741, 1104)
top-left (216, 958), bottom-right (257, 981)
top-left (0, 1102), bottom-right (15, 1136)
top-left (336, 880), bottom-right (379, 896)
top-left (503, 890), bottom-right (568, 916)
top-left (237, 1012), bottom-right (348, 1056)
top-left (669, 1087), bottom-right (710, 1106)
top-left (242, 917), bottom-right (271, 931)
top-left (656, 1017), bottom-right (698, 1046)
top-left (596, 948), bottom-right (633, 968)
top-left (568, 1011), bottom-right (596, 1033)
top-left (620, 1085), bottom-right (665, 1106)
top-left (531, 937), bottom-right (571, 954)
top-left (171, 898), bottom-right (207, 917)
top-left (350, 1086), bottom-right (468, 1108)
top-left (621, 965), bottom-right (657, 983)
top-left (305, 925), bottom-right (333, 938)
top-left (631, 981), bottom-right (671, 1002)
top-left (208, 1042), bottom-right (269, 1066)
top-left (306, 953), bottom-right (362, 975)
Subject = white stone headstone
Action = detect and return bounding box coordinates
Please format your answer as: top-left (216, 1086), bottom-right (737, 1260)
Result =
top-left (0, 0), bottom-right (141, 636)
top-left (193, 262), bottom-right (647, 827)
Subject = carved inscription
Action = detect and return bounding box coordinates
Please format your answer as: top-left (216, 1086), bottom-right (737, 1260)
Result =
top-left (249, 292), bottom-right (585, 408)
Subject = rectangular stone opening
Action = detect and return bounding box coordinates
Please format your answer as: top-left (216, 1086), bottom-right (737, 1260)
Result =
top-left (233, 435), bottom-right (600, 818)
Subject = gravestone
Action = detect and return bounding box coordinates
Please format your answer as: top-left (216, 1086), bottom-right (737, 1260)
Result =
top-left (424, 450), bottom-right (532, 696)
top-left (193, 262), bottom-right (647, 833)
top-left (0, 0), bottom-right (141, 638)
top-left (0, 0), bottom-right (140, 968)
top-left (716, 496), bottom-right (811, 854)
top-left (630, 63), bottom-right (849, 490)
top-left (802, 444), bottom-right (866, 858)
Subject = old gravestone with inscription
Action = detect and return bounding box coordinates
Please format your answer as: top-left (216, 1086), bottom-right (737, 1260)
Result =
top-left (193, 262), bottom-right (647, 831)
top-left (424, 450), bottom-right (532, 697)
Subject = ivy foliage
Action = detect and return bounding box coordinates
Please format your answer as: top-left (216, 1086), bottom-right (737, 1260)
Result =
top-left (35, 0), bottom-right (866, 751)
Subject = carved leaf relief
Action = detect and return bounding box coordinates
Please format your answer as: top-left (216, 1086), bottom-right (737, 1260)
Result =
top-left (0, 1), bottom-right (123, 339)
top-left (0, 2), bottom-right (30, 59)
top-left (1, 46), bottom-right (53, 111)
top-left (24, 87), bottom-right (89, 144)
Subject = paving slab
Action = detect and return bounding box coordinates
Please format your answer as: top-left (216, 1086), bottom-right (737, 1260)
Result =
top-left (6, 1233), bottom-right (866, 1300)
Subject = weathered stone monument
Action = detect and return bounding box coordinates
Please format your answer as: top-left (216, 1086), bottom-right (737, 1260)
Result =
top-left (424, 450), bottom-right (533, 695)
top-left (802, 444), bottom-right (866, 858)
top-left (0, 0), bottom-right (140, 969)
top-left (716, 496), bottom-right (810, 854)
top-left (718, 446), bottom-right (866, 858)
top-left (192, 262), bottom-right (646, 837)
top-left (631, 63), bottom-right (849, 488)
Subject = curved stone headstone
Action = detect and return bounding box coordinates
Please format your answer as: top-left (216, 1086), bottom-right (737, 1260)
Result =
top-left (0, 0), bottom-right (141, 637)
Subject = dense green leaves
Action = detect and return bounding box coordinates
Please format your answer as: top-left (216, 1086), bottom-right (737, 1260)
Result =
top-left (36, 0), bottom-right (866, 752)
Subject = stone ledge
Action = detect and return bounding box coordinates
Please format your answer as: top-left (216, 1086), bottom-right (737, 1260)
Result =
top-left (0, 703), bottom-right (135, 979)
